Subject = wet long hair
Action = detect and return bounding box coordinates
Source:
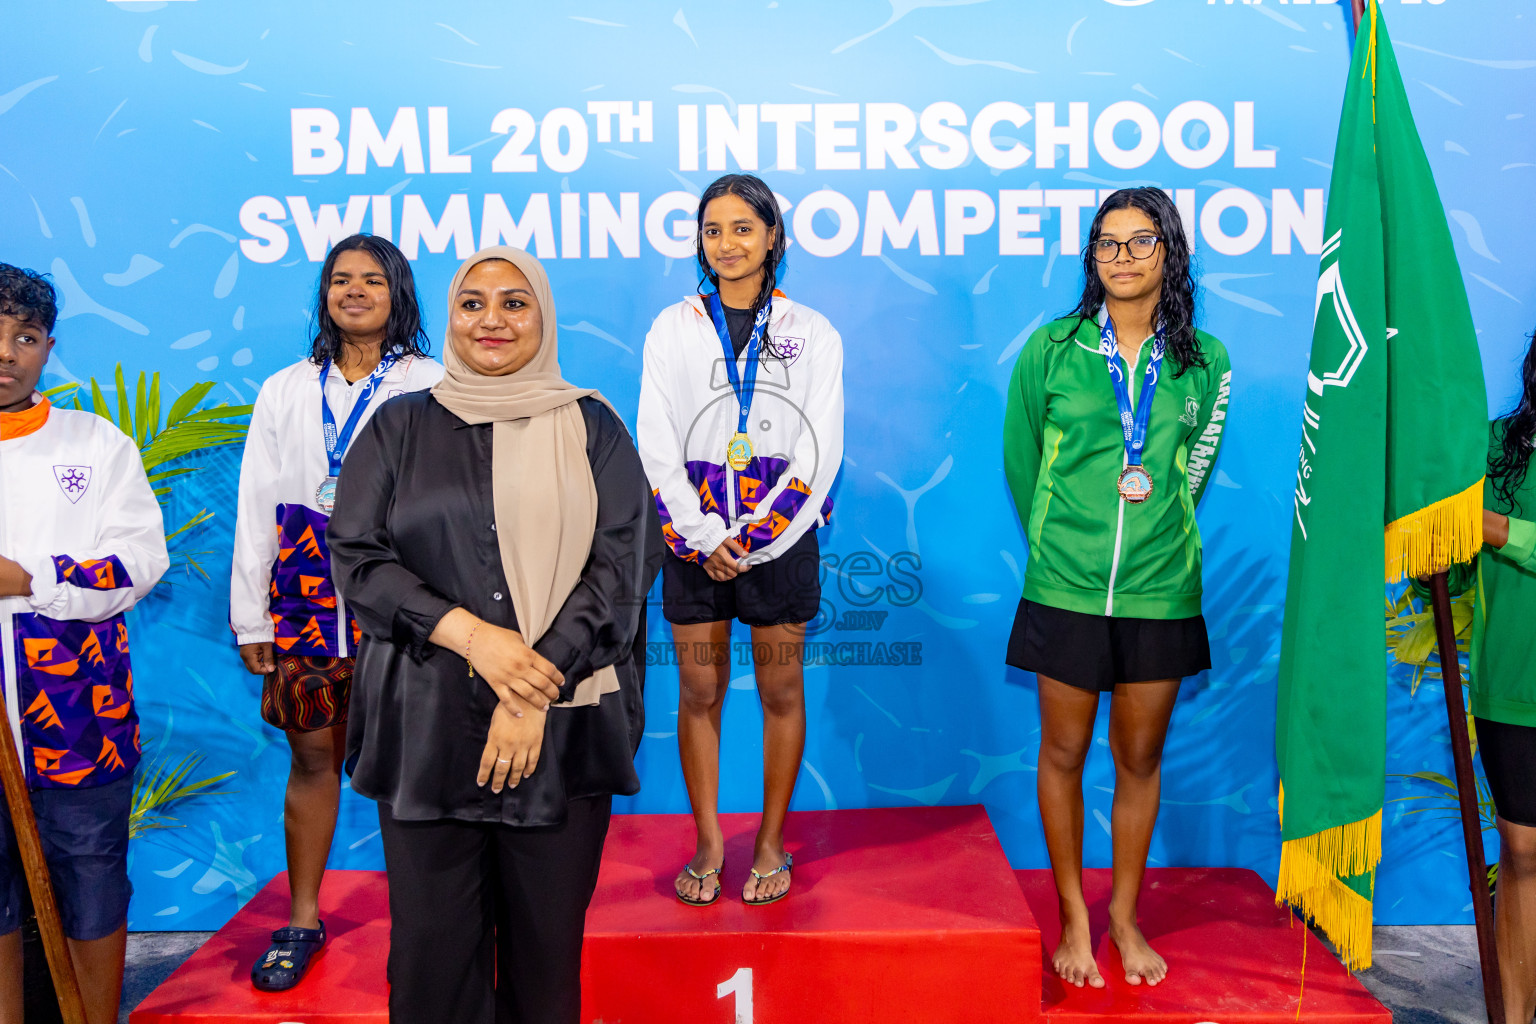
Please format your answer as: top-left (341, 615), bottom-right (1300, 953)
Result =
top-left (308, 234), bottom-right (430, 366)
top-left (1490, 330), bottom-right (1536, 515)
top-left (695, 173), bottom-right (789, 355)
top-left (1056, 187), bottom-right (1205, 376)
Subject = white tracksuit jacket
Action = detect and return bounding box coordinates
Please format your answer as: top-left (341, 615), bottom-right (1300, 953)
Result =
top-left (229, 354), bottom-right (442, 658)
top-left (0, 395), bottom-right (167, 788)
top-left (636, 293), bottom-right (844, 567)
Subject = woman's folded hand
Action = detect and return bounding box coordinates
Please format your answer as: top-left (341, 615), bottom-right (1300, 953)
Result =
top-left (478, 701), bottom-right (547, 792)
top-left (469, 623), bottom-right (564, 710)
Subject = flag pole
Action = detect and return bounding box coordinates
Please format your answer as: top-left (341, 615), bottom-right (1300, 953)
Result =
top-left (0, 691), bottom-right (87, 1022)
top-left (1427, 570), bottom-right (1505, 1024)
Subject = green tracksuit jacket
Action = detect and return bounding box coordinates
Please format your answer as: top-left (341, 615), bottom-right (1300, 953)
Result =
top-left (1003, 315), bottom-right (1232, 619)
top-left (1471, 420), bottom-right (1536, 727)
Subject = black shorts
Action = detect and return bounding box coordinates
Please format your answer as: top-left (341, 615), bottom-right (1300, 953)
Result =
top-left (662, 531), bottom-right (822, 627)
top-left (1475, 717), bottom-right (1536, 827)
top-left (0, 776), bottom-right (133, 940)
top-left (1005, 599), bottom-right (1211, 693)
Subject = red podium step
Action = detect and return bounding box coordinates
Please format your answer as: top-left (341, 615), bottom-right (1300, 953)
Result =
top-left (129, 805), bottom-right (1040, 1023)
top-left (583, 805), bottom-right (1040, 1023)
top-left (1016, 867), bottom-right (1392, 1023)
top-left (129, 869), bottom-right (387, 1023)
top-left (128, 809), bottom-right (1392, 1024)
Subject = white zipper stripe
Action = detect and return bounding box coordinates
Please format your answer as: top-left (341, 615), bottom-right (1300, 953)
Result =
top-left (725, 461), bottom-right (736, 525)
top-left (336, 591), bottom-right (349, 658)
top-left (0, 435), bottom-right (25, 774)
top-left (0, 612), bottom-right (20, 774)
top-left (1106, 477), bottom-right (1127, 617)
top-left (1104, 343), bottom-right (1140, 617)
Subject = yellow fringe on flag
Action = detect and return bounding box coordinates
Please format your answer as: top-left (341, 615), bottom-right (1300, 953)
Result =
top-left (1294, 911), bottom-right (1308, 1023)
top-left (1278, 857), bottom-right (1376, 971)
top-left (1275, 787), bottom-right (1382, 971)
top-left (1383, 477), bottom-right (1484, 583)
top-left (1366, 0), bottom-right (1378, 123)
top-left (1277, 808), bottom-right (1382, 886)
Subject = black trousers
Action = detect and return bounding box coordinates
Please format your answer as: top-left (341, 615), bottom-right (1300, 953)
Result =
top-left (377, 796), bottom-right (613, 1024)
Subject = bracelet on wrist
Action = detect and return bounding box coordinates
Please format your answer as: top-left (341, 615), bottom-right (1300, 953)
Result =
top-left (465, 622), bottom-right (481, 678)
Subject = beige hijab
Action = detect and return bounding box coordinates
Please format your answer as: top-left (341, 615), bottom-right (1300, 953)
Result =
top-left (431, 246), bottom-right (618, 707)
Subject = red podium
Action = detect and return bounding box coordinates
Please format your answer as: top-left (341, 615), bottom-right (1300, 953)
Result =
top-left (583, 805), bottom-right (1039, 1023)
top-left (128, 806), bottom-right (1390, 1024)
top-left (1017, 868), bottom-right (1392, 1023)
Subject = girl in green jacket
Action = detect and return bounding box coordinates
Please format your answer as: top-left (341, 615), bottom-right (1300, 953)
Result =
top-left (1475, 332), bottom-right (1536, 1023)
top-left (1003, 188), bottom-right (1232, 990)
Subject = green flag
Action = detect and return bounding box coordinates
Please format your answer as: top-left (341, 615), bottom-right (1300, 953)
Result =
top-left (1276, 0), bottom-right (1485, 971)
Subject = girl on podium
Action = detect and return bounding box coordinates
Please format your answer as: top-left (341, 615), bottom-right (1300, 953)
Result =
top-left (329, 246), bottom-right (661, 1024)
top-left (1473, 331), bottom-right (1536, 1023)
top-left (1002, 188), bottom-right (1232, 988)
top-left (637, 173), bottom-right (844, 906)
top-left (230, 234), bottom-right (441, 990)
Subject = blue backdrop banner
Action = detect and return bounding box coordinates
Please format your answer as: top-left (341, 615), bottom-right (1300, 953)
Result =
top-left (2, 0), bottom-right (1533, 930)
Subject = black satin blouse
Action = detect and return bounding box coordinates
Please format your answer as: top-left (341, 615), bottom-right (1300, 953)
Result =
top-left (327, 392), bottom-right (663, 826)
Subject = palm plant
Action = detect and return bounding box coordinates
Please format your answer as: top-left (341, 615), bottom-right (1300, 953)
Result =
top-left (46, 365), bottom-right (251, 578)
top-left (129, 745), bottom-right (238, 838)
top-left (1385, 574), bottom-right (1499, 887)
top-left (1384, 580), bottom-right (1473, 696)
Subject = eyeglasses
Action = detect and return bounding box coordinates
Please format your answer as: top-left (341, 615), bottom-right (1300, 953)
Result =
top-left (1091, 235), bottom-right (1161, 263)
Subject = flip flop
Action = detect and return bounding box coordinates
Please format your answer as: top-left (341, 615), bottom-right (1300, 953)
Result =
top-left (744, 853), bottom-right (793, 906)
top-left (676, 862), bottom-right (723, 907)
top-left (251, 922), bottom-right (326, 991)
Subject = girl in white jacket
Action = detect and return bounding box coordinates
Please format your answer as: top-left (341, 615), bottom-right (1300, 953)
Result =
top-left (229, 235), bottom-right (441, 990)
top-left (637, 174), bottom-right (844, 906)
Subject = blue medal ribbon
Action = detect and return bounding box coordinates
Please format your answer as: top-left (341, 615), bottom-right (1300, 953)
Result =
top-left (705, 292), bottom-right (770, 440)
top-left (319, 353), bottom-right (397, 477)
top-left (1099, 318), bottom-right (1166, 472)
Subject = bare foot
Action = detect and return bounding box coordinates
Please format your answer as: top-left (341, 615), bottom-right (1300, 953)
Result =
top-left (673, 840), bottom-right (724, 904)
top-left (1108, 917), bottom-right (1167, 986)
top-left (742, 838), bottom-right (792, 903)
top-left (1052, 915), bottom-right (1105, 989)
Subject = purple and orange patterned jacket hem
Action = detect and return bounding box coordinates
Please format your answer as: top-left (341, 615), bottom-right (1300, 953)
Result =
top-left (14, 554), bottom-right (141, 789)
top-left (269, 503), bottom-right (359, 656)
top-left (655, 457), bottom-right (833, 563)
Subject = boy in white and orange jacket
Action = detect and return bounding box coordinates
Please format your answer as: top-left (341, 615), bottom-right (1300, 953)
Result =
top-left (0, 263), bottom-right (167, 1024)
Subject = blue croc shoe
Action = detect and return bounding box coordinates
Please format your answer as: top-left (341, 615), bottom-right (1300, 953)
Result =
top-left (251, 922), bottom-right (326, 991)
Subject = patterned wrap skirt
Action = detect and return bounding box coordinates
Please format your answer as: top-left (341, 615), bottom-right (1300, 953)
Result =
top-left (261, 656), bottom-right (354, 733)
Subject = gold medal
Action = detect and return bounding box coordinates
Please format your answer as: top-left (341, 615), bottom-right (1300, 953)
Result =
top-left (726, 432), bottom-right (754, 472)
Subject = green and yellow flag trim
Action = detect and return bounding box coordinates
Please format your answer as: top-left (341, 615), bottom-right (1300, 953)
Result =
top-left (1275, 0), bottom-right (1484, 971)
